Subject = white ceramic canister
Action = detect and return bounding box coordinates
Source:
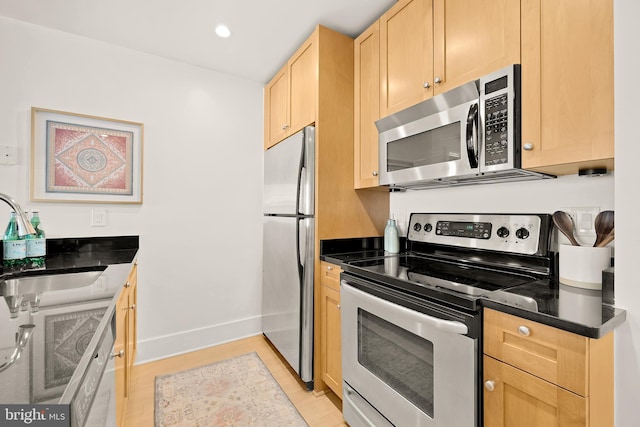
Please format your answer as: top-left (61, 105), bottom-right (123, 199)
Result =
top-left (559, 244), bottom-right (612, 290)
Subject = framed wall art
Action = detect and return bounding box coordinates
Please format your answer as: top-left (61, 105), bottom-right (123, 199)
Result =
top-left (31, 107), bottom-right (144, 204)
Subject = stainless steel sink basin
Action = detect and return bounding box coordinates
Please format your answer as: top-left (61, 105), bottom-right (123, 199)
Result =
top-left (0, 269), bottom-right (106, 297)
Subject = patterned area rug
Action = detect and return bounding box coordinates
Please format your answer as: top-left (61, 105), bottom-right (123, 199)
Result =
top-left (155, 352), bottom-right (308, 426)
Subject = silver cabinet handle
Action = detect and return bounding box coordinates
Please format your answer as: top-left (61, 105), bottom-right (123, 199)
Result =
top-left (372, 171), bottom-right (378, 176)
top-left (485, 380), bottom-right (496, 391)
top-left (518, 325), bottom-right (531, 336)
top-left (523, 143), bottom-right (534, 151)
top-left (111, 349), bottom-right (124, 359)
top-left (434, 76), bottom-right (442, 84)
top-left (423, 82), bottom-right (431, 88)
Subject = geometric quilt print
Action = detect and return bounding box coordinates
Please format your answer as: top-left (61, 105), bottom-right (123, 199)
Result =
top-left (46, 120), bottom-right (133, 195)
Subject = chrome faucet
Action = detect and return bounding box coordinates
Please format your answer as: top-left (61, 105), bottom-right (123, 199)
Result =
top-left (0, 192), bottom-right (36, 236)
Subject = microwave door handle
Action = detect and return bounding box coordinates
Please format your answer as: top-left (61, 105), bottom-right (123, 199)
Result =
top-left (466, 103), bottom-right (479, 169)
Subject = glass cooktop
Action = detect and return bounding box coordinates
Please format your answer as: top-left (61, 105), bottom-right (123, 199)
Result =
top-left (343, 253), bottom-right (541, 311)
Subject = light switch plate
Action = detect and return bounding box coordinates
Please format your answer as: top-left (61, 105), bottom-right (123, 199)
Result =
top-left (0, 145), bottom-right (17, 165)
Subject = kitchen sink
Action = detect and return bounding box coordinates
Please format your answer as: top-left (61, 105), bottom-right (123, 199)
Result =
top-left (0, 269), bottom-right (106, 297)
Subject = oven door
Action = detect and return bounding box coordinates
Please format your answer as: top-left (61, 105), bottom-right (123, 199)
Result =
top-left (341, 277), bottom-right (478, 427)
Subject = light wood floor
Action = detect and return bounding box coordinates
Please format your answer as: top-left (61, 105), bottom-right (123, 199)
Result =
top-left (124, 334), bottom-right (347, 426)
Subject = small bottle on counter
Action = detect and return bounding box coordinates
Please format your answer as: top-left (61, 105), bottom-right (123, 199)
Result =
top-left (26, 209), bottom-right (46, 267)
top-left (384, 217), bottom-right (399, 254)
top-left (2, 211), bottom-right (27, 267)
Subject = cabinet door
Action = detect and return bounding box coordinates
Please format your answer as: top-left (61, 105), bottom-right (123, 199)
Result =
top-left (433, 0), bottom-right (520, 94)
top-left (126, 265), bottom-right (137, 387)
top-left (114, 288), bottom-right (128, 427)
top-left (288, 36), bottom-right (317, 136)
top-left (264, 64), bottom-right (289, 149)
top-left (321, 284), bottom-right (342, 398)
top-left (320, 261), bottom-right (342, 398)
top-left (354, 21), bottom-right (381, 189)
top-left (380, 0), bottom-right (433, 117)
top-left (520, 0), bottom-right (614, 174)
top-left (484, 356), bottom-right (587, 427)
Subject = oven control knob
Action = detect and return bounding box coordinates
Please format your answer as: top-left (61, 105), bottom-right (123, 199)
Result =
top-left (413, 223), bottom-right (422, 232)
top-left (515, 228), bottom-right (530, 239)
top-left (496, 226), bottom-right (510, 238)
top-left (425, 223), bottom-right (433, 232)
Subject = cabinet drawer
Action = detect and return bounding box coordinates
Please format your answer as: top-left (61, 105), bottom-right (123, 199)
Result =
top-left (484, 308), bottom-right (588, 396)
top-left (320, 261), bottom-right (341, 291)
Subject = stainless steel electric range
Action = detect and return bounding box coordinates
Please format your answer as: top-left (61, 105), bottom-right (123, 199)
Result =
top-left (340, 213), bottom-right (553, 427)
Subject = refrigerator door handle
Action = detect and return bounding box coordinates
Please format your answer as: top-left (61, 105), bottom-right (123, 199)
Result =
top-left (297, 216), bottom-right (315, 385)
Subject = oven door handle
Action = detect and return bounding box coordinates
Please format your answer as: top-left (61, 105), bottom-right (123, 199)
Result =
top-left (432, 316), bottom-right (468, 335)
top-left (342, 280), bottom-right (469, 336)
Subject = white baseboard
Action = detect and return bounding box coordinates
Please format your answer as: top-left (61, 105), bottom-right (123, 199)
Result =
top-left (135, 315), bottom-right (262, 364)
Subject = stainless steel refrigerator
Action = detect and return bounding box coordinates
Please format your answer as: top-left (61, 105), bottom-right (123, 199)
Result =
top-left (262, 126), bottom-right (315, 389)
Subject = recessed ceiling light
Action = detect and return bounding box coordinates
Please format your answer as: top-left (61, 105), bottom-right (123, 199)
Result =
top-left (215, 24), bottom-right (231, 38)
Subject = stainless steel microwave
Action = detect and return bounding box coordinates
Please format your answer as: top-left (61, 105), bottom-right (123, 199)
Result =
top-left (376, 64), bottom-right (554, 189)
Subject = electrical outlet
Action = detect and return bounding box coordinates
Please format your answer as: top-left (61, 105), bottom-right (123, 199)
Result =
top-left (559, 207), bottom-right (600, 238)
top-left (91, 209), bottom-right (107, 227)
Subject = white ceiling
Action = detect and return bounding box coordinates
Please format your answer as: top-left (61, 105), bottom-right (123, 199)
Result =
top-left (0, 0), bottom-right (395, 84)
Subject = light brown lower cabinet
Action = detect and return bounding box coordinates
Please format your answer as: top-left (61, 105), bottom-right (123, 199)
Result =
top-left (116, 263), bottom-right (138, 427)
top-left (483, 308), bottom-right (613, 426)
top-left (319, 261), bottom-right (342, 398)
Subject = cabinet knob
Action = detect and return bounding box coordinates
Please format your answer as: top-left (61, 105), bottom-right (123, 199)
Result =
top-left (523, 143), bottom-right (534, 151)
top-left (337, 304), bottom-right (341, 310)
top-left (423, 82), bottom-right (431, 89)
top-left (434, 77), bottom-right (442, 84)
top-left (125, 281), bottom-right (130, 288)
top-left (111, 349), bottom-right (125, 359)
top-left (484, 380), bottom-right (496, 391)
top-left (129, 304), bottom-right (136, 310)
top-left (327, 266), bottom-right (333, 271)
top-left (281, 124), bottom-right (289, 130)
top-left (518, 325), bottom-right (531, 337)
top-left (372, 171), bottom-right (378, 176)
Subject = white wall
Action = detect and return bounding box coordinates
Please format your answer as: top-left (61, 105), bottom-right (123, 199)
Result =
top-left (0, 17), bottom-right (265, 363)
top-left (613, 1), bottom-right (640, 424)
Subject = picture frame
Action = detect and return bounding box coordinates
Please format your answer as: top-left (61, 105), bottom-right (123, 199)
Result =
top-left (30, 299), bottom-right (110, 403)
top-left (31, 107), bottom-right (144, 204)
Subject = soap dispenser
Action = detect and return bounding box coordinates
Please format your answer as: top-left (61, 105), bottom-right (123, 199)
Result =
top-left (384, 216), bottom-right (399, 254)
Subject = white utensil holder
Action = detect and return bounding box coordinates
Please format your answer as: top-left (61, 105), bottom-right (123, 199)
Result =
top-left (559, 244), bottom-right (611, 290)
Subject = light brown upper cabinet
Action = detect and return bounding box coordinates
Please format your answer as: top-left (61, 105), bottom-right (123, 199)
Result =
top-left (520, 0), bottom-right (614, 175)
top-left (264, 36), bottom-right (317, 150)
top-left (354, 21), bottom-right (381, 189)
top-left (432, 0), bottom-right (521, 94)
top-left (379, 0), bottom-right (434, 118)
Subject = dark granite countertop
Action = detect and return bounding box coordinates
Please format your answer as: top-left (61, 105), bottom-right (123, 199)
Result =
top-left (0, 236), bottom-right (138, 405)
top-left (321, 237), bottom-right (626, 339)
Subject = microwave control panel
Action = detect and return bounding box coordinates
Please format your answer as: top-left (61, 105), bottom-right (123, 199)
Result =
top-left (484, 92), bottom-right (509, 165)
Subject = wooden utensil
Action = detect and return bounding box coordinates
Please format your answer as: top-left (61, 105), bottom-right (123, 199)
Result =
top-left (596, 228), bottom-right (614, 247)
top-left (552, 210), bottom-right (581, 246)
top-left (593, 210), bottom-right (614, 247)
